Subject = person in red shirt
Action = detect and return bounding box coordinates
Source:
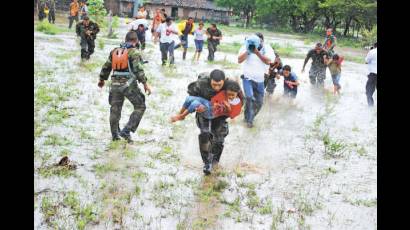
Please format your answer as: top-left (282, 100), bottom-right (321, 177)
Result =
top-left (171, 81), bottom-right (242, 122)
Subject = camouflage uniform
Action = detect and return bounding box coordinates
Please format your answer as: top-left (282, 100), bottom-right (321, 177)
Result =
top-left (76, 20), bottom-right (100, 59)
top-left (99, 46), bottom-right (147, 139)
top-left (187, 74), bottom-right (242, 164)
top-left (304, 49), bottom-right (328, 86)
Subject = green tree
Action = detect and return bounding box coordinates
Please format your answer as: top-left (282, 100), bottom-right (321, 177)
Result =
top-left (87, 0), bottom-right (107, 25)
top-left (215, 0), bottom-right (257, 28)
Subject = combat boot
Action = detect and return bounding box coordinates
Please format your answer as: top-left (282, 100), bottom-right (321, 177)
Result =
top-left (203, 162), bottom-right (212, 175)
top-left (119, 127), bottom-right (133, 143)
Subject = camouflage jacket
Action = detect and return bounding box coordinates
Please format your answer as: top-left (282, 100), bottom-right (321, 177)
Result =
top-left (187, 74), bottom-right (243, 101)
top-left (99, 47), bottom-right (147, 84)
top-left (76, 21), bottom-right (100, 40)
top-left (304, 49), bottom-right (328, 69)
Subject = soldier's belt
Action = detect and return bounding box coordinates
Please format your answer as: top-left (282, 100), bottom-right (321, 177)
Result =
top-left (112, 71), bottom-right (131, 77)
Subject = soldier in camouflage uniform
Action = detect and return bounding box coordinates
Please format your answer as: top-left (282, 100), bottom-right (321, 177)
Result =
top-left (98, 31), bottom-right (152, 143)
top-left (302, 43), bottom-right (329, 87)
top-left (76, 16), bottom-right (100, 60)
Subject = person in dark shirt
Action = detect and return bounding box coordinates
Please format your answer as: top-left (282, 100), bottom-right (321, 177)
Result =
top-left (186, 69), bottom-right (243, 175)
top-left (206, 24), bottom-right (222, 61)
top-left (302, 43), bottom-right (328, 87)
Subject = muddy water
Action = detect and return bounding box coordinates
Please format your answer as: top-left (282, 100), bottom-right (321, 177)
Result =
top-left (34, 17), bottom-right (376, 229)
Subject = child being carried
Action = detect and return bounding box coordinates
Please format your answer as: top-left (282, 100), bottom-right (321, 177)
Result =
top-left (171, 81), bottom-right (242, 122)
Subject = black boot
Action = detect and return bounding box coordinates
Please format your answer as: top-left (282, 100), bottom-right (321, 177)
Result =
top-left (119, 127), bottom-right (133, 143)
top-left (203, 162), bottom-right (212, 175)
top-left (183, 51), bottom-right (187, 60)
top-left (112, 133), bottom-right (121, 141)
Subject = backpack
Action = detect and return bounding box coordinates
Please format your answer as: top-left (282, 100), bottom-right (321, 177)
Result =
top-left (112, 48), bottom-right (129, 70)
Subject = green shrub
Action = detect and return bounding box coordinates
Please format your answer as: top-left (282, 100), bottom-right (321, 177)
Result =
top-left (36, 21), bottom-right (60, 35)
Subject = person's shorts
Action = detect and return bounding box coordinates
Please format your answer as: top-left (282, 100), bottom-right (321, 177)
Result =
top-left (195, 39), bottom-right (204, 52)
top-left (180, 35), bottom-right (188, 48)
top-left (331, 73), bottom-right (341, 87)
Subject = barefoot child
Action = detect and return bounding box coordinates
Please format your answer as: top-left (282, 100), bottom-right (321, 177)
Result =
top-left (193, 22), bottom-right (205, 61)
top-left (171, 81), bottom-right (242, 122)
top-left (325, 54), bottom-right (344, 95)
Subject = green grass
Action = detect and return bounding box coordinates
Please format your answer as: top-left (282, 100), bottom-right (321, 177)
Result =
top-left (41, 196), bottom-right (58, 223)
top-left (209, 57), bottom-right (239, 69)
top-left (38, 165), bottom-right (76, 178)
top-left (63, 191), bottom-right (97, 230)
top-left (258, 200), bottom-right (273, 215)
top-left (322, 133), bottom-right (348, 158)
top-left (36, 20), bottom-right (69, 35)
top-left (270, 206), bottom-right (285, 230)
top-left (45, 107), bottom-right (71, 124)
top-left (271, 42), bottom-right (301, 58)
top-left (218, 42), bottom-right (242, 54)
top-left (93, 162), bottom-right (118, 176)
top-left (351, 198), bottom-right (377, 207)
top-left (44, 134), bottom-right (72, 146)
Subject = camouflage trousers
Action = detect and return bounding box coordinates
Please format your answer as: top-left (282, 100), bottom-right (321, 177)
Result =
top-left (196, 113), bottom-right (229, 164)
top-left (80, 38), bottom-right (95, 59)
top-left (108, 83), bottom-right (146, 137)
top-left (309, 65), bottom-right (327, 87)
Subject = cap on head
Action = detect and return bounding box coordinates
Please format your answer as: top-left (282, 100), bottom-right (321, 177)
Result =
top-left (210, 69), bottom-right (225, 82)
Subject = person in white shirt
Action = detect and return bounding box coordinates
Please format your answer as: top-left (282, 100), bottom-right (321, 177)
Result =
top-left (365, 42), bottom-right (377, 106)
top-left (238, 33), bottom-right (276, 128)
top-left (136, 6), bottom-right (147, 19)
top-left (155, 17), bottom-right (179, 66)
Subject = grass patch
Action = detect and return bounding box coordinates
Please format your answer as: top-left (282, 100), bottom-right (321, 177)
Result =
top-left (44, 134), bottom-right (72, 146)
top-left (271, 42), bottom-right (303, 58)
top-left (36, 20), bottom-right (67, 35)
top-left (45, 107), bottom-right (71, 124)
top-left (41, 196), bottom-right (58, 223)
top-left (322, 133), bottom-right (348, 158)
top-left (38, 165), bottom-right (76, 178)
top-left (258, 199), bottom-right (273, 215)
top-left (350, 198), bottom-right (377, 207)
top-left (209, 57), bottom-right (239, 69)
top-left (93, 162), bottom-right (118, 176)
top-left (219, 42), bottom-right (242, 53)
top-left (63, 191), bottom-right (97, 230)
top-left (270, 206), bottom-right (285, 230)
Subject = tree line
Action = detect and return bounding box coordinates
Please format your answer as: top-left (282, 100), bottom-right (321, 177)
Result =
top-left (216, 0), bottom-right (377, 37)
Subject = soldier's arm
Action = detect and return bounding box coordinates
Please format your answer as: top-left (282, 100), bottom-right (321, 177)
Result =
top-left (302, 52), bottom-right (311, 70)
top-left (131, 54), bottom-right (147, 84)
top-left (93, 23), bottom-right (100, 34)
top-left (75, 23), bottom-right (81, 36)
top-left (99, 53), bottom-right (113, 81)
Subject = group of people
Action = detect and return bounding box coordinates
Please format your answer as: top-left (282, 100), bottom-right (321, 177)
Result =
top-left (43, 4), bottom-right (375, 175)
top-left (37, 0), bottom-right (56, 24)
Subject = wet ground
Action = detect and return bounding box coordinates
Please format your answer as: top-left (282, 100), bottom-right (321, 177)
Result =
top-left (34, 17), bottom-right (376, 229)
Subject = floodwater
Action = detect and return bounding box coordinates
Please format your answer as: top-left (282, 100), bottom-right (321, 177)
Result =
top-left (34, 17), bottom-right (376, 230)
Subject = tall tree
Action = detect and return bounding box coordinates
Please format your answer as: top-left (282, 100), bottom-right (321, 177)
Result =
top-left (215, 0), bottom-right (257, 28)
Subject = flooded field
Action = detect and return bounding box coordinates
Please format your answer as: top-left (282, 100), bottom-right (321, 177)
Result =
top-left (34, 17), bottom-right (376, 229)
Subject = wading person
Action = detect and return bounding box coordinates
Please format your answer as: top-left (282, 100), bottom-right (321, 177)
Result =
top-left (76, 16), bottom-right (100, 60)
top-left (277, 65), bottom-right (300, 99)
top-left (155, 17), bottom-right (178, 66)
top-left (206, 24), bottom-right (222, 61)
top-left (186, 70), bottom-right (243, 175)
top-left (68, 0), bottom-right (80, 29)
top-left (175, 17), bottom-right (195, 60)
top-left (264, 53), bottom-right (283, 95)
top-left (128, 18), bottom-right (149, 51)
top-left (136, 5), bottom-right (147, 19)
top-left (193, 22), bottom-right (205, 61)
top-left (47, 0), bottom-right (56, 24)
top-left (98, 31), bottom-right (152, 143)
top-left (238, 33), bottom-right (275, 128)
top-left (151, 9), bottom-right (163, 35)
top-left (324, 28), bottom-right (337, 57)
top-left (302, 43), bottom-right (328, 87)
top-left (365, 42), bottom-right (377, 106)
top-left (325, 54), bottom-right (344, 95)
top-left (38, 1), bottom-right (46, 21)
top-left (80, 1), bottom-right (88, 20)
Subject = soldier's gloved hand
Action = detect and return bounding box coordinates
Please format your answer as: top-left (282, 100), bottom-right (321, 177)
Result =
top-left (98, 80), bottom-right (105, 88)
top-left (144, 83), bottom-right (151, 95)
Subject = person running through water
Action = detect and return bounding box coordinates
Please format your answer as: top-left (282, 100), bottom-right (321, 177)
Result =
top-left (193, 22), bottom-right (206, 61)
top-left (186, 70), bottom-right (244, 175)
top-left (76, 16), bottom-right (100, 60)
top-left (174, 17), bottom-right (195, 60)
top-left (365, 42), bottom-right (377, 106)
top-left (68, 0), bottom-right (80, 29)
top-left (324, 28), bottom-right (337, 57)
top-left (264, 52), bottom-right (283, 96)
top-left (47, 0), bottom-right (56, 24)
top-left (98, 31), bottom-right (152, 142)
top-left (171, 81), bottom-right (242, 122)
top-left (155, 17), bottom-right (178, 66)
top-left (151, 9), bottom-right (163, 35)
top-left (277, 65), bottom-right (300, 99)
top-left (325, 53), bottom-right (344, 95)
top-left (238, 33), bottom-right (275, 128)
top-left (302, 43), bottom-right (328, 87)
top-left (206, 24), bottom-right (222, 61)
